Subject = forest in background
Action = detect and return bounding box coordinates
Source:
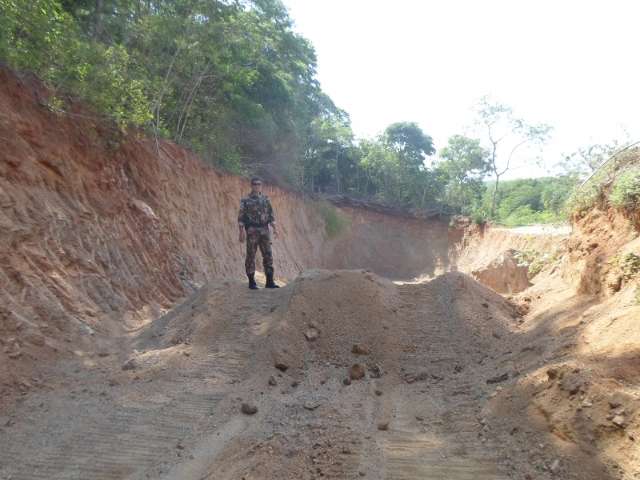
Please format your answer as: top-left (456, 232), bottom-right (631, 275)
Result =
top-left (2, 0), bottom-right (629, 225)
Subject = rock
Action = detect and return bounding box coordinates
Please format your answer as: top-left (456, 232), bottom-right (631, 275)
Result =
top-left (404, 371), bottom-right (430, 384)
top-left (608, 392), bottom-right (632, 409)
top-left (612, 415), bottom-right (626, 428)
top-left (486, 372), bottom-right (509, 384)
top-left (369, 364), bottom-right (382, 378)
top-left (351, 344), bottom-right (370, 355)
top-left (377, 422), bottom-right (389, 431)
top-left (304, 327), bottom-right (319, 342)
top-left (374, 390), bottom-right (383, 396)
top-left (121, 359), bottom-right (138, 371)
top-left (342, 377), bottom-right (352, 386)
top-left (268, 376), bottom-right (277, 386)
top-left (546, 367), bottom-right (560, 380)
top-left (349, 364), bottom-right (366, 381)
top-left (559, 374), bottom-right (584, 395)
top-left (241, 403), bottom-right (258, 415)
top-left (550, 459), bottom-right (560, 473)
top-left (274, 354), bottom-right (289, 372)
top-left (304, 401), bottom-right (321, 411)
top-left (291, 380), bottom-right (299, 388)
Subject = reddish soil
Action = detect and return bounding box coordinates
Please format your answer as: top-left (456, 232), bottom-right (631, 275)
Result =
top-left (1, 67), bottom-right (639, 480)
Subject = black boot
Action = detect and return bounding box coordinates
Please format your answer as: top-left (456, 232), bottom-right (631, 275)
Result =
top-left (248, 273), bottom-right (258, 290)
top-left (265, 272), bottom-right (279, 289)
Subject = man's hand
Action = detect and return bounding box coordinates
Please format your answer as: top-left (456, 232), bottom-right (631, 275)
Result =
top-left (271, 225), bottom-right (279, 239)
top-left (239, 226), bottom-right (246, 243)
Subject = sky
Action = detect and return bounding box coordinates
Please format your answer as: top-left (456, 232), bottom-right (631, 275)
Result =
top-left (281, 0), bottom-right (640, 178)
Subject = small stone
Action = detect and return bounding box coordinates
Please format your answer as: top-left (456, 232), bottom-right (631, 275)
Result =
top-left (377, 422), bottom-right (389, 431)
top-left (268, 376), bottom-right (277, 386)
top-left (374, 390), bottom-right (383, 396)
top-left (304, 401), bottom-right (321, 411)
top-left (241, 403), bottom-right (258, 415)
top-left (304, 328), bottom-right (319, 342)
top-left (121, 359), bottom-right (137, 371)
top-left (352, 344), bottom-right (370, 355)
top-left (486, 372), bottom-right (509, 384)
top-left (550, 459), bottom-right (560, 473)
top-left (612, 415), bottom-right (626, 428)
top-left (349, 364), bottom-right (366, 380)
top-left (415, 416), bottom-right (424, 422)
top-left (546, 368), bottom-right (559, 380)
top-left (291, 380), bottom-right (299, 388)
top-left (369, 364), bottom-right (382, 378)
top-left (274, 361), bottom-right (289, 372)
top-left (343, 377), bottom-right (352, 386)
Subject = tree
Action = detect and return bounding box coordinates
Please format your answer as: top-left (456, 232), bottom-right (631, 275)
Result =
top-left (382, 122), bottom-right (435, 170)
top-left (561, 140), bottom-right (624, 180)
top-left (475, 96), bottom-right (552, 217)
top-left (438, 135), bottom-right (490, 213)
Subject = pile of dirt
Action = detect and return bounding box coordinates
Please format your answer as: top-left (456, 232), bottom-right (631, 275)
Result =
top-left (472, 248), bottom-right (532, 294)
top-left (0, 66), bottom-right (451, 403)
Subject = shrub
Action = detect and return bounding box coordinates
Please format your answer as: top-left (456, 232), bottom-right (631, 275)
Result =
top-left (513, 249), bottom-right (558, 277)
top-left (610, 167), bottom-right (640, 210)
top-left (315, 201), bottom-right (350, 238)
top-left (620, 253), bottom-right (640, 280)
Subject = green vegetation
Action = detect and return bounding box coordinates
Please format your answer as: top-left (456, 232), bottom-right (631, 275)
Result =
top-left (315, 201), bottom-right (350, 238)
top-left (566, 146), bottom-right (640, 218)
top-left (478, 177), bottom-right (575, 226)
top-left (610, 167), bottom-right (640, 210)
top-left (513, 248), bottom-right (560, 277)
top-left (1, 1), bottom-right (618, 224)
top-left (612, 253), bottom-right (640, 280)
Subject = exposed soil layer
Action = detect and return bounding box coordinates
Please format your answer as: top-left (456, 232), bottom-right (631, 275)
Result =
top-left (0, 67), bottom-right (450, 400)
top-left (1, 68), bottom-right (639, 479)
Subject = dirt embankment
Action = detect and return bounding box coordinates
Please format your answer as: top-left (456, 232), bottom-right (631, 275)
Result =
top-left (0, 67), bottom-right (450, 398)
top-left (2, 66), bottom-right (640, 480)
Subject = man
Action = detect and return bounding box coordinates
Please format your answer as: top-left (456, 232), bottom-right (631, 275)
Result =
top-left (238, 177), bottom-right (279, 289)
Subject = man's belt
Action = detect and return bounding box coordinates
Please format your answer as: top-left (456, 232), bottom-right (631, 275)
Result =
top-left (244, 222), bottom-right (269, 228)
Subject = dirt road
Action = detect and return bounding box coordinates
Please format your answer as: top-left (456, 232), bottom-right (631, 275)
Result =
top-left (0, 270), bottom-right (618, 479)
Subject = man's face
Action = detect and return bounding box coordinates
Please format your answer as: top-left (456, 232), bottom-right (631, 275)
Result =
top-left (251, 181), bottom-right (262, 194)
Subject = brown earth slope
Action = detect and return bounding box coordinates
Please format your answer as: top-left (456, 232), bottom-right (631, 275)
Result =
top-left (1, 67), bottom-right (639, 480)
top-left (0, 67), bottom-right (450, 401)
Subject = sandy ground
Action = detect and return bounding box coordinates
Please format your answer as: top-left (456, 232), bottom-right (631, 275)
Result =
top-left (2, 268), bottom-right (636, 480)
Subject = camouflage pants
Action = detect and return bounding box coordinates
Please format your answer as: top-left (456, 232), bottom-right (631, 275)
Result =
top-left (245, 226), bottom-right (274, 276)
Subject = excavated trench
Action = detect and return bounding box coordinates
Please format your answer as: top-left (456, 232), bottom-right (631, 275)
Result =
top-left (2, 68), bottom-right (639, 480)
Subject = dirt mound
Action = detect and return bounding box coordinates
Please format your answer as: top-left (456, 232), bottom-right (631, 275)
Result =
top-left (0, 66), bottom-right (451, 403)
top-left (472, 249), bottom-right (532, 294)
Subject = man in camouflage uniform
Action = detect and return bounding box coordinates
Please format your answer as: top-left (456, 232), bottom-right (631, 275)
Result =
top-left (238, 177), bottom-right (279, 289)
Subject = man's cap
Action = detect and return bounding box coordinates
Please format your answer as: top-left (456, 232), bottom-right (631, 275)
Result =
top-left (251, 176), bottom-right (262, 185)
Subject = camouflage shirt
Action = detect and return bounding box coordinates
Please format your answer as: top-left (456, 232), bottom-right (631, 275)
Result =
top-left (238, 192), bottom-right (275, 227)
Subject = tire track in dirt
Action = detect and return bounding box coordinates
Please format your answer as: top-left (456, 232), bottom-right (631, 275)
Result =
top-left (381, 279), bottom-right (510, 480)
top-left (0, 285), bottom-right (287, 480)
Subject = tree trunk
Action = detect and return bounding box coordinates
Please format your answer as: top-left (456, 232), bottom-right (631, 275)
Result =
top-left (94, 0), bottom-right (103, 39)
top-left (491, 173), bottom-right (500, 218)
